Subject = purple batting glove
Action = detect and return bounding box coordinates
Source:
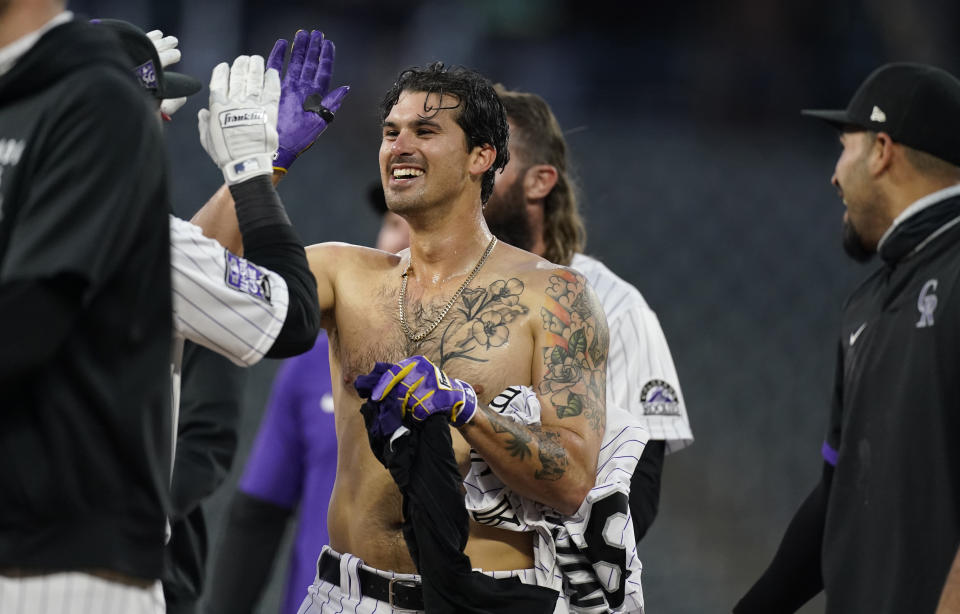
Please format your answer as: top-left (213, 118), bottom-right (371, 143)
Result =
top-left (371, 356), bottom-right (478, 427)
top-left (357, 362), bottom-right (405, 440)
top-left (268, 29), bottom-right (350, 173)
top-left (354, 361), bottom-right (394, 399)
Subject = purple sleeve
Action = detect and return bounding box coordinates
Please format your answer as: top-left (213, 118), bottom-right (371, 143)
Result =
top-left (238, 337), bottom-right (327, 507)
top-left (823, 340), bottom-right (844, 468)
top-left (821, 441), bottom-right (838, 466)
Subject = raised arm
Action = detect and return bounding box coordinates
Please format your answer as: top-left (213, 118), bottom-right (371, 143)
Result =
top-left (174, 55), bottom-right (319, 360)
top-left (191, 29), bottom-right (347, 252)
top-left (461, 268), bottom-right (606, 514)
top-left (190, 29), bottom-right (349, 318)
top-left (191, 184), bottom-right (244, 254)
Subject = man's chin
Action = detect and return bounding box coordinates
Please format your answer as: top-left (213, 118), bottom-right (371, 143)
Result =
top-left (842, 219), bottom-right (875, 263)
top-left (384, 193), bottom-right (425, 216)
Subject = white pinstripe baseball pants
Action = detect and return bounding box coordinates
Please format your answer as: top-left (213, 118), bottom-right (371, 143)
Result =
top-left (0, 572), bottom-right (164, 614)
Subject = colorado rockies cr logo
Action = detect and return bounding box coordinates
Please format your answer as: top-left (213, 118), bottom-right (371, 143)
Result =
top-left (640, 379), bottom-right (680, 416)
top-left (916, 279), bottom-right (938, 328)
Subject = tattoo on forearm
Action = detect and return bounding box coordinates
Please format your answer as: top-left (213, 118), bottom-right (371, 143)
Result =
top-left (484, 408), bottom-right (568, 480)
top-left (488, 411), bottom-right (533, 460)
top-left (531, 425), bottom-right (567, 481)
top-left (539, 270), bottom-right (608, 435)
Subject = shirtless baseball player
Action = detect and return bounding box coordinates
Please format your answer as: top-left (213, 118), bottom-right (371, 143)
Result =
top-left (197, 56), bottom-right (608, 612)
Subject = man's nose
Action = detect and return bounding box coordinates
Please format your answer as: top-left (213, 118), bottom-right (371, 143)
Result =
top-left (391, 130), bottom-right (414, 155)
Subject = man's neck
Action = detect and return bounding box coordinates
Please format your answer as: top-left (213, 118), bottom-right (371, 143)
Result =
top-left (0, 2), bottom-right (62, 49)
top-left (405, 202), bottom-right (494, 284)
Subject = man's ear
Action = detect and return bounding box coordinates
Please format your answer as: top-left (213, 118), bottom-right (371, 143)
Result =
top-left (523, 164), bottom-right (558, 200)
top-left (469, 144), bottom-right (497, 178)
top-left (871, 132), bottom-right (895, 176)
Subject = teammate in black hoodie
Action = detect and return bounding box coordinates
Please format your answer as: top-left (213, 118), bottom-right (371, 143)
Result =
top-left (0, 4), bottom-right (173, 611)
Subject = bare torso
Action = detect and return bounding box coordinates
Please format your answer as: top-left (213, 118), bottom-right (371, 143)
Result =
top-left (314, 242), bottom-right (550, 572)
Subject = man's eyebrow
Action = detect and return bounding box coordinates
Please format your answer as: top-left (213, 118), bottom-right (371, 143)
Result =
top-left (382, 118), bottom-right (444, 130)
top-left (412, 118), bottom-right (443, 129)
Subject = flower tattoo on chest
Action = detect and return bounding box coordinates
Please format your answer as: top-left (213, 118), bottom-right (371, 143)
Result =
top-left (421, 277), bottom-right (529, 369)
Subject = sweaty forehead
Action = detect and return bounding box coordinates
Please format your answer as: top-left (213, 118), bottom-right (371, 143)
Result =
top-left (387, 90), bottom-right (462, 125)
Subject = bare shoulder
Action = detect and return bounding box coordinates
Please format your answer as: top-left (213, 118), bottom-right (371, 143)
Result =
top-left (490, 241), bottom-right (565, 287)
top-left (492, 243), bottom-right (599, 311)
top-left (306, 241), bottom-right (405, 278)
top-left (306, 242), bottom-right (406, 314)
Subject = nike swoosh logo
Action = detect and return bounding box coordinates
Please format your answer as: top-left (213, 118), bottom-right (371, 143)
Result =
top-left (849, 323), bottom-right (867, 347)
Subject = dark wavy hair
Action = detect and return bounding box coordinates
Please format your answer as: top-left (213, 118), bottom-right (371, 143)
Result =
top-left (379, 62), bottom-right (509, 204)
top-left (494, 85), bottom-right (585, 266)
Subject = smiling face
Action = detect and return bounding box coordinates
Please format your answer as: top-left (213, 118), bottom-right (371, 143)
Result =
top-left (379, 90), bottom-right (477, 216)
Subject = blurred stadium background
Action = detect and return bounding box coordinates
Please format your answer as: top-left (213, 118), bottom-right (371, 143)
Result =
top-left (68, 0), bottom-right (960, 611)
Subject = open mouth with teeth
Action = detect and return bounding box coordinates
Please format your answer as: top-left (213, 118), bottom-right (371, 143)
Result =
top-left (392, 167), bottom-right (424, 180)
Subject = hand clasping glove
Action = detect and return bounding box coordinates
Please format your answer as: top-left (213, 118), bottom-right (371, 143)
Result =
top-left (365, 355), bottom-right (479, 428)
top-left (197, 55), bottom-right (280, 185)
top-left (355, 362), bottom-right (406, 440)
top-left (267, 29), bottom-right (350, 174)
top-left (146, 29), bottom-right (187, 117)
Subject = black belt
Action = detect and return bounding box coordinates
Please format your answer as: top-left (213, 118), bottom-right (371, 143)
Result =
top-left (317, 550), bottom-right (425, 611)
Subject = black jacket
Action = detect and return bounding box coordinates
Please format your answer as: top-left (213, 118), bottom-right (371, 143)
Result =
top-left (736, 190), bottom-right (960, 613)
top-left (0, 19), bottom-right (172, 579)
top-left (822, 192), bottom-right (960, 614)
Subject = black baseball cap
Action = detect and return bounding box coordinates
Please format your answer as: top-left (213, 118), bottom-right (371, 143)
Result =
top-left (91, 18), bottom-right (201, 100)
top-left (802, 62), bottom-right (960, 167)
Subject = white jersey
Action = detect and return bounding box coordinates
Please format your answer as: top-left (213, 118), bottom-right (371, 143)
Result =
top-left (464, 386), bottom-right (648, 613)
top-left (571, 253), bottom-right (693, 453)
top-left (170, 214), bottom-right (289, 367)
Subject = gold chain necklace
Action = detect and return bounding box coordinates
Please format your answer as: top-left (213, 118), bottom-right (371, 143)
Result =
top-left (398, 236), bottom-right (498, 342)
